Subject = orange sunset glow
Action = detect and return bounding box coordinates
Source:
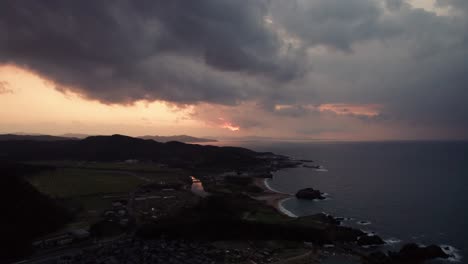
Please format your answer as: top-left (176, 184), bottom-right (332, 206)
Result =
top-left (0, 65), bottom-right (217, 136)
top-left (318, 104), bottom-right (382, 117)
top-left (220, 119), bottom-right (241, 132)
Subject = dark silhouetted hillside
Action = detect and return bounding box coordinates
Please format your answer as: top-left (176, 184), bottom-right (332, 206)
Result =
top-left (0, 135), bottom-right (264, 170)
top-left (0, 162), bottom-right (71, 262)
top-left (0, 134), bottom-right (78, 141)
top-left (139, 135), bottom-right (217, 143)
top-left (60, 133), bottom-right (90, 139)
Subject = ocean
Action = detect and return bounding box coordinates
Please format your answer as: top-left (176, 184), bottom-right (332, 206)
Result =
top-left (210, 140), bottom-right (468, 263)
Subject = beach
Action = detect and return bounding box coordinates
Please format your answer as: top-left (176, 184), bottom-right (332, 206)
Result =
top-left (252, 178), bottom-right (298, 218)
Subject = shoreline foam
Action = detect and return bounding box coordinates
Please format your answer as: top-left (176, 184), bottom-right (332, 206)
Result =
top-left (253, 178), bottom-right (298, 218)
top-left (384, 238), bottom-right (401, 245)
top-left (440, 245), bottom-right (463, 263)
top-left (263, 178), bottom-right (290, 194)
top-left (277, 197), bottom-right (298, 218)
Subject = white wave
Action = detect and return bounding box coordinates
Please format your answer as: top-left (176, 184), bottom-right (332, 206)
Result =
top-left (362, 230), bottom-right (377, 236)
top-left (317, 192), bottom-right (332, 201)
top-left (278, 198), bottom-right (298, 218)
top-left (357, 220), bottom-right (372, 226)
top-left (263, 178), bottom-right (290, 194)
top-left (361, 245), bottom-right (373, 249)
top-left (440, 245), bottom-right (463, 263)
top-left (384, 238), bottom-right (402, 245)
top-left (335, 216), bottom-right (354, 222)
top-left (315, 168), bottom-right (328, 172)
top-left (311, 197), bottom-right (332, 202)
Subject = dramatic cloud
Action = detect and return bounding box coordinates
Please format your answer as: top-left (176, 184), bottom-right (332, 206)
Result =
top-left (269, 0), bottom-right (395, 51)
top-left (1, 0), bottom-right (467, 139)
top-left (436, 0), bottom-right (468, 12)
top-left (318, 104), bottom-right (382, 117)
top-left (0, 0), bottom-right (302, 105)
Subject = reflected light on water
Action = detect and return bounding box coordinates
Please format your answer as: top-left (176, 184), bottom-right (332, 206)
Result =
top-left (191, 176), bottom-right (209, 197)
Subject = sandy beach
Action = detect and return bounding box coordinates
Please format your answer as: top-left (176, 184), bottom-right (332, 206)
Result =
top-left (253, 178), bottom-right (298, 218)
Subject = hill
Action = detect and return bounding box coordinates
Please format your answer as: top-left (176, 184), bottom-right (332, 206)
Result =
top-left (0, 133), bottom-right (217, 143)
top-left (138, 135), bottom-right (217, 143)
top-left (0, 134), bottom-right (78, 141)
top-left (0, 162), bottom-right (71, 262)
top-left (0, 134), bottom-right (267, 170)
top-left (60, 133), bottom-right (90, 139)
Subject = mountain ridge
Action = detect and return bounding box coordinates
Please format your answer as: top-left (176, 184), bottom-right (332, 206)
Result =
top-left (0, 133), bottom-right (217, 143)
top-left (0, 134), bottom-right (79, 141)
top-left (138, 135), bottom-right (217, 143)
top-left (0, 134), bottom-right (266, 170)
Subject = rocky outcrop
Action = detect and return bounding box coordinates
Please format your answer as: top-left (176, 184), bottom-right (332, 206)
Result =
top-left (365, 244), bottom-right (450, 264)
top-left (300, 213), bottom-right (341, 225)
top-left (303, 165), bottom-right (321, 169)
top-left (295, 188), bottom-right (325, 200)
top-left (390, 243), bottom-right (449, 262)
top-left (364, 251), bottom-right (389, 264)
top-left (325, 226), bottom-right (365, 243)
top-left (357, 234), bottom-right (385, 246)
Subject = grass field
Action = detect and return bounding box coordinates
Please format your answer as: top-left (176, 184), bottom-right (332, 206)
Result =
top-left (24, 163), bottom-right (191, 231)
top-left (29, 160), bottom-right (183, 173)
top-left (27, 168), bottom-right (147, 198)
top-left (26, 167), bottom-right (149, 227)
top-left (28, 161), bottom-right (190, 184)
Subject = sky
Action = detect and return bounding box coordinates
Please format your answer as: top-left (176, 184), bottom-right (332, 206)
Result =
top-left (0, 0), bottom-right (467, 140)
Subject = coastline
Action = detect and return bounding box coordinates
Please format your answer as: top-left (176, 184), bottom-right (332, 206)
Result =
top-left (251, 166), bottom-right (463, 263)
top-left (277, 197), bottom-right (297, 218)
top-left (253, 178), bottom-right (298, 218)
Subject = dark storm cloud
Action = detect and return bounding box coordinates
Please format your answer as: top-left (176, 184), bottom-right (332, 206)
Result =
top-left (269, 0), bottom-right (398, 51)
top-left (385, 0), bottom-right (405, 10)
top-left (1, 0), bottom-right (468, 137)
top-left (436, 0), bottom-right (468, 12)
top-left (264, 0), bottom-right (468, 135)
top-left (0, 0), bottom-right (300, 104)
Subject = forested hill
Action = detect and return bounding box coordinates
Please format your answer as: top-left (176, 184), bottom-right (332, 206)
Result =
top-left (0, 134), bottom-right (269, 169)
top-left (138, 135), bottom-right (217, 143)
top-left (0, 134), bottom-right (79, 141)
top-left (0, 162), bottom-right (71, 262)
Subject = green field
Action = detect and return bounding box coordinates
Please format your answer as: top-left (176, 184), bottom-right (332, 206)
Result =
top-left (28, 161), bottom-right (190, 184)
top-left (26, 167), bottom-right (150, 227)
top-left (29, 160), bottom-right (184, 173)
top-left (27, 168), bottom-right (147, 198)
top-left (23, 163), bottom-right (191, 231)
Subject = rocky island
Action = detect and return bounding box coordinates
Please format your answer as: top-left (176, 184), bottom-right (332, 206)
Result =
top-left (295, 188), bottom-right (326, 200)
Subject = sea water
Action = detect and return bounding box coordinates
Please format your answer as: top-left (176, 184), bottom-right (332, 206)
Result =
top-left (211, 140), bottom-right (468, 262)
